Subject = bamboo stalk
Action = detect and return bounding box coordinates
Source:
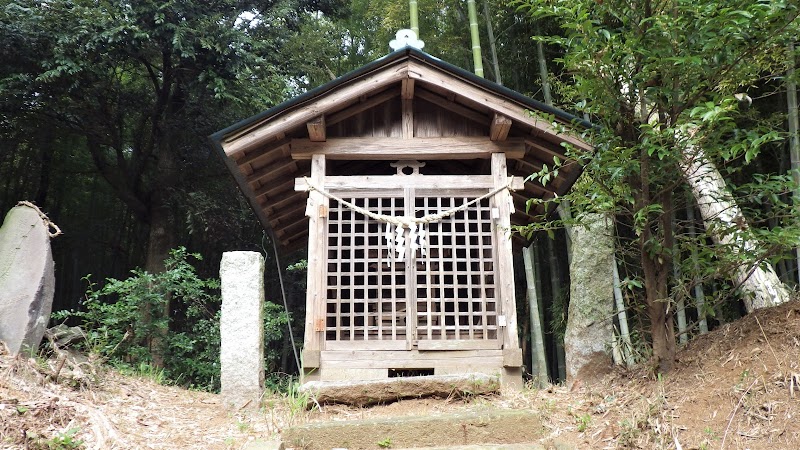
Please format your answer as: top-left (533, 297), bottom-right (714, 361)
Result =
top-left (483, 0), bottom-right (501, 85)
top-left (409, 0), bottom-right (419, 37)
top-left (535, 25), bottom-right (552, 106)
top-left (546, 236), bottom-right (566, 379)
top-left (787, 41), bottom-right (800, 284)
top-left (466, 0), bottom-right (484, 77)
top-left (672, 208), bottom-right (688, 344)
top-left (524, 244), bottom-right (548, 386)
top-left (685, 196), bottom-right (708, 334)
top-left (612, 256), bottom-right (634, 367)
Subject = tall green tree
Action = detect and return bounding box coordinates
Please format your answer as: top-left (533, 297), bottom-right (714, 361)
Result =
top-left (518, 0), bottom-right (800, 370)
top-left (0, 0), bottom-right (345, 363)
top-left (2, 0), bottom-right (281, 272)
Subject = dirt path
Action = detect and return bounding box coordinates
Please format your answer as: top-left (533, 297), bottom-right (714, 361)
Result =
top-left (2, 300), bottom-right (799, 449)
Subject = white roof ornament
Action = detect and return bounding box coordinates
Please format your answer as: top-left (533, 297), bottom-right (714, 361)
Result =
top-left (389, 29), bottom-right (425, 51)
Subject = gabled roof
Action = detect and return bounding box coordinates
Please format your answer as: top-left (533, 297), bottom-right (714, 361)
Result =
top-left (209, 47), bottom-right (593, 252)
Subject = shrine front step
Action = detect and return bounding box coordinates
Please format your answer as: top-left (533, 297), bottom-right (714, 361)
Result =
top-left (281, 409), bottom-right (545, 450)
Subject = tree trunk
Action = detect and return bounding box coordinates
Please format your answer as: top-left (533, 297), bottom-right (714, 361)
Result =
top-left (563, 213), bottom-right (614, 387)
top-left (143, 145), bottom-right (177, 368)
top-left (679, 129), bottom-right (790, 312)
top-left (635, 152), bottom-right (677, 372)
top-left (640, 237), bottom-right (676, 372)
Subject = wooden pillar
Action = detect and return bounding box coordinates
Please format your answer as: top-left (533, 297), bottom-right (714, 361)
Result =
top-left (491, 153), bottom-right (522, 386)
top-left (301, 154), bottom-right (327, 380)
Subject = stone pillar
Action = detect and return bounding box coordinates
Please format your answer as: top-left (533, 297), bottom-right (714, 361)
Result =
top-left (220, 251), bottom-right (264, 408)
top-left (563, 213), bottom-right (614, 387)
top-left (0, 205), bottom-right (56, 355)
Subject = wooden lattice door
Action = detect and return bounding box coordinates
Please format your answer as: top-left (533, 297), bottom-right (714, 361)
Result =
top-left (323, 187), bottom-right (502, 351)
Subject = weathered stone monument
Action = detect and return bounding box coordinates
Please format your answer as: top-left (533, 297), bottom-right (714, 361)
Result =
top-left (219, 251), bottom-right (265, 408)
top-left (564, 213), bottom-right (614, 386)
top-left (0, 202), bottom-right (58, 355)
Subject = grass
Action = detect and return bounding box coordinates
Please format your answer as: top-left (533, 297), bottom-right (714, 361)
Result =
top-left (24, 428), bottom-right (83, 450)
top-left (115, 361), bottom-right (168, 384)
top-left (575, 413), bottom-right (591, 432)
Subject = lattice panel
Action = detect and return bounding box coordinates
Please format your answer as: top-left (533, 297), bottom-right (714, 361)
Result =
top-left (414, 196), bottom-right (498, 341)
top-left (325, 195), bottom-right (407, 342)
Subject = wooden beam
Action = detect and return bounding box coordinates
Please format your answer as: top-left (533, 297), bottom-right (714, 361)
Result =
top-left (514, 158), bottom-right (543, 174)
top-left (503, 348), bottom-right (523, 367)
top-left (415, 89), bottom-right (488, 126)
top-left (301, 349), bottom-right (320, 368)
top-left (268, 205), bottom-right (305, 228)
top-left (302, 154), bottom-right (327, 362)
top-left (291, 137), bottom-right (525, 160)
top-left (283, 228), bottom-right (309, 246)
top-left (490, 113), bottom-right (512, 141)
top-left (268, 190), bottom-right (306, 213)
top-left (236, 137), bottom-right (291, 167)
top-left (402, 98), bottom-right (413, 139)
top-left (275, 214), bottom-right (310, 238)
top-left (401, 78), bottom-right (414, 139)
top-left (246, 159), bottom-right (298, 185)
top-left (511, 191), bottom-right (551, 216)
top-left (401, 78), bottom-right (415, 100)
top-left (417, 340), bottom-right (501, 350)
top-left (491, 153), bottom-right (520, 353)
top-left (253, 177), bottom-right (295, 199)
top-left (525, 138), bottom-right (572, 163)
top-left (266, 201), bottom-right (305, 223)
top-left (307, 115), bottom-right (326, 142)
top-left (222, 67), bottom-right (408, 156)
top-left (511, 191), bottom-right (546, 216)
top-left (516, 164), bottom-right (564, 192)
top-left (295, 174), bottom-right (524, 192)
top-left (324, 87), bottom-right (400, 126)
top-left (263, 187), bottom-right (305, 207)
top-left (408, 62), bottom-right (592, 152)
top-left (319, 349), bottom-right (504, 369)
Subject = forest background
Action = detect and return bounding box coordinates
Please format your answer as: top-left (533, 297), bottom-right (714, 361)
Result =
top-left (1, 0), bottom-right (799, 392)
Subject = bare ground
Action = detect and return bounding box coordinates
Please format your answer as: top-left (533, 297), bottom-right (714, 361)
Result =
top-left (2, 299), bottom-right (799, 449)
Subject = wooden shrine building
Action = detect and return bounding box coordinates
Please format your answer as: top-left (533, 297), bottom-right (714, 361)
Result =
top-left (210, 43), bottom-right (592, 386)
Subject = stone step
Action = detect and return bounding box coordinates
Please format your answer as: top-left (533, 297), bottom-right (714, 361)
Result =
top-left (282, 409), bottom-right (545, 450)
top-left (398, 445), bottom-right (545, 450)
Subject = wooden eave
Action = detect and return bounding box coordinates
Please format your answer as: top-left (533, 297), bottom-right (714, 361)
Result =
top-left (209, 47), bottom-right (593, 252)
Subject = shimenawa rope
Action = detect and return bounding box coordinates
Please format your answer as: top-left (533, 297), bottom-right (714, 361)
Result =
top-left (303, 177), bottom-right (515, 228)
top-left (303, 177), bottom-right (515, 262)
top-left (16, 201), bottom-right (62, 238)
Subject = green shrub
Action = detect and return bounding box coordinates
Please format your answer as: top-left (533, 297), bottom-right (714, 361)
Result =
top-left (54, 247), bottom-right (287, 392)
